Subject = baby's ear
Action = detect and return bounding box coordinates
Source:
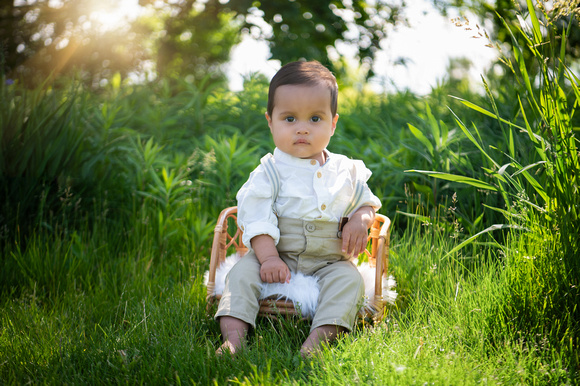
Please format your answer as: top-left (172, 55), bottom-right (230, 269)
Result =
top-left (265, 112), bottom-right (274, 130)
top-left (331, 114), bottom-right (339, 132)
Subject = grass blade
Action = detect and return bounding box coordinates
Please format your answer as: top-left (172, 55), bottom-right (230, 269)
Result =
top-left (444, 224), bottom-right (526, 258)
top-left (405, 170), bottom-right (498, 191)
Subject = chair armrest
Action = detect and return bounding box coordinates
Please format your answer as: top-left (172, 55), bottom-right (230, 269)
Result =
top-left (372, 213), bottom-right (391, 311)
top-left (207, 206), bottom-right (241, 300)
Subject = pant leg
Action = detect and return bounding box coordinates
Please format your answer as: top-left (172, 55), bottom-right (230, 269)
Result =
top-left (214, 252), bottom-right (262, 328)
top-left (310, 260), bottom-right (364, 332)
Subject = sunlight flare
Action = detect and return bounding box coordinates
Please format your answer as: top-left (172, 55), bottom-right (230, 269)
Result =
top-left (89, 0), bottom-right (141, 32)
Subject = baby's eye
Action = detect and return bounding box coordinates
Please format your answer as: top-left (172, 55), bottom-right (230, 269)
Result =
top-left (285, 116), bottom-right (295, 123)
top-left (311, 116), bottom-right (321, 123)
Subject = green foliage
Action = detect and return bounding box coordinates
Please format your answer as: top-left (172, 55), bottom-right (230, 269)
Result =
top-left (412, 0), bottom-right (580, 353)
top-left (494, 0), bottom-right (579, 345)
top-left (435, 0), bottom-right (580, 65)
top-left (1, 0), bottom-right (407, 87)
top-left (1, 3), bottom-right (579, 380)
top-left (1, 0), bottom-right (147, 86)
top-left (215, 0), bottom-right (404, 77)
top-left (152, 4), bottom-right (242, 81)
top-left (194, 134), bottom-right (261, 210)
top-left (0, 81), bottom-right (88, 234)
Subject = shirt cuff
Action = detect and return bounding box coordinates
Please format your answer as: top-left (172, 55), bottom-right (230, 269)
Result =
top-left (241, 221), bottom-right (280, 252)
top-left (348, 193), bottom-right (382, 218)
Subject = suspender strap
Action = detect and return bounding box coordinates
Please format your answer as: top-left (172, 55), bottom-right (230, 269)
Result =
top-left (342, 179), bottom-right (365, 218)
top-left (260, 153), bottom-right (281, 214)
top-left (338, 179), bottom-right (365, 237)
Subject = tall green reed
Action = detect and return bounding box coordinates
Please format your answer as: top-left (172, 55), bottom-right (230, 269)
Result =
top-left (0, 80), bottom-right (87, 237)
top-left (492, 0), bottom-right (579, 349)
top-left (408, 0), bottom-right (579, 359)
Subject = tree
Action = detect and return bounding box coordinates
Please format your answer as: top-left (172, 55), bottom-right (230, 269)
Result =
top-left (0, 0), bottom-right (149, 86)
top-left (0, 0), bottom-right (231, 85)
top-left (206, 0), bottom-right (405, 77)
top-left (138, 0), bottom-right (407, 79)
top-left (135, 0), bottom-right (241, 82)
top-left (1, 0), bottom-right (406, 86)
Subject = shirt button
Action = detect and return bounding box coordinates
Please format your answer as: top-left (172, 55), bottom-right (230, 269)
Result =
top-left (317, 171), bottom-right (322, 178)
top-left (306, 223), bottom-right (316, 232)
top-left (321, 204), bottom-right (326, 211)
top-left (310, 159), bottom-right (316, 165)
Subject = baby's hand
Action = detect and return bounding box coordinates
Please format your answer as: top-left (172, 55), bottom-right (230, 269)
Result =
top-left (260, 256), bottom-right (291, 283)
top-left (341, 218), bottom-right (369, 257)
top-left (341, 206), bottom-right (375, 257)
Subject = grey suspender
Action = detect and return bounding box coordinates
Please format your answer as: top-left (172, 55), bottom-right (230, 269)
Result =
top-left (260, 154), bottom-right (281, 215)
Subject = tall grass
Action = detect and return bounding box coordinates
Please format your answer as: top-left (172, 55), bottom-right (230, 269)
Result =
top-left (2, 207), bottom-right (575, 384)
top-left (411, 0), bottom-right (579, 364)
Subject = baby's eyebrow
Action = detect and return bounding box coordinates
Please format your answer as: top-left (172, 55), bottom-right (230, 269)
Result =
top-left (276, 110), bottom-right (328, 117)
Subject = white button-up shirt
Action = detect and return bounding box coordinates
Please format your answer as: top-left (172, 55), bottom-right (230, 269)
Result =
top-left (237, 148), bottom-right (382, 249)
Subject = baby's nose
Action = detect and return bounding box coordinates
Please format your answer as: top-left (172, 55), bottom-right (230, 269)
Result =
top-left (296, 122), bottom-right (310, 134)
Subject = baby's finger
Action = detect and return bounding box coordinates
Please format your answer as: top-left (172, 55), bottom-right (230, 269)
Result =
top-left (265, 271), bottom-right (274, 283)
top-left (345, 234), bottom-right (357, 255)
top-left (350, 236), bottom-right (364, 257)
top-left (341, 235), bottom-right (350, 254)
top-left (342, 234), bottom-right (353, 255)
top-left (358, 238), bottom-right (367, 255)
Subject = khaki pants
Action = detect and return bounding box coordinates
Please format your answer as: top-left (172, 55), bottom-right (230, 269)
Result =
top-left (215, 217), bottom-right (364, 332)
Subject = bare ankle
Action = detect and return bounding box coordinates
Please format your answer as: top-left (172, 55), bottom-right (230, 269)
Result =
top-left (218, 316), bottom-right (249, 356)
top-left (300, 325), bottom-right (347, 357)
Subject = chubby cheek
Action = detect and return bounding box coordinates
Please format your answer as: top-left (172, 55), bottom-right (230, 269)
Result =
top-left (271, 129), bottom-right (289, 148)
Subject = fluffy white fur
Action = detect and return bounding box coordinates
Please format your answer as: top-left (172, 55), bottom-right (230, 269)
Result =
top-left (204, 253), bottom-right (397, 318)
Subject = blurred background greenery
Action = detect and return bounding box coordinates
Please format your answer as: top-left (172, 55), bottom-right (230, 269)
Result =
top-left (0, 0), bottom-right (579, 383)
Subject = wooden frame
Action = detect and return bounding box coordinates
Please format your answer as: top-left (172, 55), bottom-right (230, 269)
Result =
top-left (206, 206), bottom-right (391, 320)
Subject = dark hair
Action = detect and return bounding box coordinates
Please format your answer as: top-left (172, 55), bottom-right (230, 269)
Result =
top-left (267, 61), bottom-right (338, 117)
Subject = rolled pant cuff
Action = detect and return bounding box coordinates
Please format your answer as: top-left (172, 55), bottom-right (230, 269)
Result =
top-left (310, 318), bottom-right (353, 333)
top-left (215, 310), bottom-right (256, 330)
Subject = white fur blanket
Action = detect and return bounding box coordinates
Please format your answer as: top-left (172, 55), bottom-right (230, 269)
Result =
top-left (205, 253), bottom-right (397, 318)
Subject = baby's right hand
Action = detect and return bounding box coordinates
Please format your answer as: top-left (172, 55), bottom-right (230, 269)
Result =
top-left (260, 256), bottom-right (291, 284)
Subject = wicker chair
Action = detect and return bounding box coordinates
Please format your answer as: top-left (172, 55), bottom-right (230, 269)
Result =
top-left (206, 206), bottom-right (392, 321)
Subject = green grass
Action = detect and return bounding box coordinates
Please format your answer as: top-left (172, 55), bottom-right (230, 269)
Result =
top-left (1, 219), bottom-right (576, 384)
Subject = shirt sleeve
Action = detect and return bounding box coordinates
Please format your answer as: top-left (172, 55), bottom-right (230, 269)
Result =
top-left (350, 159), bottom-right (382, 215)
top-left (236, 164), bottom-right (280, 251)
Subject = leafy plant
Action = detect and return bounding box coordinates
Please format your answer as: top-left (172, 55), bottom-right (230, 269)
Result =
top-left (0, 81), bottom-right (88, 235)
top-left (408, 0), bottom-right (579, 353)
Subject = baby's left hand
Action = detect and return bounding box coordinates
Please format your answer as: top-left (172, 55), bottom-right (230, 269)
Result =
top-left (340, 206), bottom-right (375, 257)
top-left (341, 218), bottom-right (369, 257)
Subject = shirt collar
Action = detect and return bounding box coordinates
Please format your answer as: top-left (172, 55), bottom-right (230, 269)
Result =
top-left (273, 148), bottom-right (332, 167)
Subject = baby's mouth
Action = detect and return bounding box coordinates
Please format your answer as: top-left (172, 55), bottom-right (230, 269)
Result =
top-left (295, 139), bottom-right (309, 144)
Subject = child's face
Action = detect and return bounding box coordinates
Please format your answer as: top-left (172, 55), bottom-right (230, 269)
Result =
top-left (266, 83), bottom-right (338, 165)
